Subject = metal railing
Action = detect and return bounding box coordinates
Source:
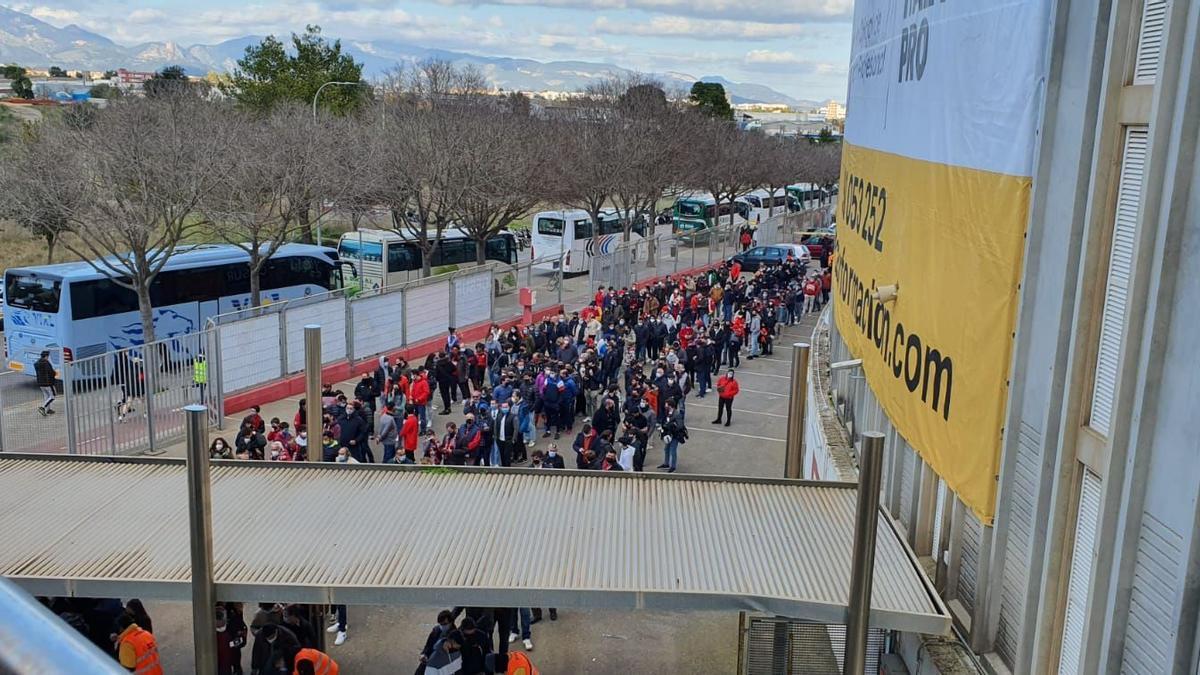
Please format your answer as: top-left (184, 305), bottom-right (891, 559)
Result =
top-left (738, 614), bottom-right (886, 675)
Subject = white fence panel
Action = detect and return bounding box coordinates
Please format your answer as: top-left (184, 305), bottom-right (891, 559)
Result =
top-left (453, 271), bottom-right (493, 328)
top-left (351, 291), bottom-right (405, 360)
top-left (220, 313), bottom-right (282, 393)
top-left (285, 298), bottom-right (347, 374)
top-left (406, 281), bottom-right (451, 344)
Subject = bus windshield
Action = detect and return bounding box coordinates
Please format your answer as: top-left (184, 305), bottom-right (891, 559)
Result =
top-left (5, 274), bottom-right (62, 313)
top-left (677, 201), bottom-right (706, 218)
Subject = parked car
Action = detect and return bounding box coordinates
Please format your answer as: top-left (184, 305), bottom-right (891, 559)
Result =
top-left (729, 244), bottom-right (811, 272)
top-left (801, 232), bottom-right (836, 260)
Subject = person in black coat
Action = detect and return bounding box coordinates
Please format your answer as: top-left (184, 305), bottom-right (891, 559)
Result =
top-left (434, 354), bottom-right (457, 414)
top-left (592, 397), bottom-right (621, 438)
top-left (417, 610), bottom-right (457, 673)
top-left (336, 404), bottom-right (370, 462)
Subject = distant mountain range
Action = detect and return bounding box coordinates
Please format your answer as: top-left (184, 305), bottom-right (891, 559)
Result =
top-left (0, 6), bottom-right (822, 107)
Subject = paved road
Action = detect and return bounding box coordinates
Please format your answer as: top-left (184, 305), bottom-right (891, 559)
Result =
top-left (141, 312), bottom-right (824, 674)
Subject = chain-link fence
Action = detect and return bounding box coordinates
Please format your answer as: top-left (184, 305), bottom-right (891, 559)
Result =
top-left (739, 615), bottom-right (887, 675)
top-left (62, 330), bottom-right (222, 455)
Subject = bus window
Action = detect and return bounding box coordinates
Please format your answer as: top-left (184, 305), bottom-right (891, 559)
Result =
top-left (536, 218), bottom-right (565, 236)
top-left (574, 219), bottom-right (593, 240)
top-left (433, 240), bottom-right (474, 266)
top-left (599, 219), bottom-right (622, 236)
top-left (262, 257), bottom-right (334, 291)
top-left (678, 202), bottom-right (705, 218)
top-left (152, 267), bottom-right (225, 306)
top-left (5, 274), bottom-right (62, 314)
top-left (387, 244), bottom-right (420, 273)
top-left (71, 278), bottom-right (137, 321)
top-left (485, 237), bottom-right (514, 264)
top-left (340, 239), bottom-right (383, 263)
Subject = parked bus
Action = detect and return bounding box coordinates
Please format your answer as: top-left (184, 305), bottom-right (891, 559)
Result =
top-left (337, 228), bottom-right (520, 294)
top-left (740, 189), bottom-right (790, 220)
top-left (530, 209), bottom-right (659, 274)
top-left (672, 194), bottom-right (752, 235)
top-left (3, 243), bottom-right (344, 375)
top-left (786, 183), bottom-right (830, 212)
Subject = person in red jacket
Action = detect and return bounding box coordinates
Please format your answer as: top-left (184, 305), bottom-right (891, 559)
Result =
top-left (712, 370), bottom-right (740, 427)
top-left (409, 369), bottom-right (432, 432)
top-left (400, 407), bottom-right (420, 463)
top-left (730, 260), bottom-right (743, 281)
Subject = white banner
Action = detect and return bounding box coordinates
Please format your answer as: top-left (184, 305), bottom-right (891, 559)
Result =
top-left (845, 0), bottom-right (1051, 175)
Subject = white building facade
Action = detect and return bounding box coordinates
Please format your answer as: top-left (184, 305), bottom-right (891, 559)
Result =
top-left (822, 0), bottom-right (1200, 672)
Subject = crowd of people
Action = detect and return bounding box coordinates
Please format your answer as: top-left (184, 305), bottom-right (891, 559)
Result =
top-left (187, 247), bottom-right (822, 673)
top-left (214, 248), bottom-right (820, 476)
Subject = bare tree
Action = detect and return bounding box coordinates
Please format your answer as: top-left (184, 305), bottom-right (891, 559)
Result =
top-left (363, 104), bottom-right (465, 276)
top-left (199, 104), bottom-right (348, 307)
top-left (750, 135), bottom-right (796, 219)
top-left (544, 109), bottom-right (625, 250)
top-left (688, 117), bottom-right (760, 234)
top-left (452, 107), bottom-right (546, 264)
top-left (0, 125), bottom-right (75, 263)
top-left (2, 96), bottom-right (231, 343)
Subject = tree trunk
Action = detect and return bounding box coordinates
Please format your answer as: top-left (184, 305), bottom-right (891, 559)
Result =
top-left (249, 259), bottom-right (263, 308)
top-left (475, 238), bottom-right (487, 265)
top-left (44, 233), bottom-right (56, 264)
top-left (136, 282), bottom-right (156, 345)
top-left (298, 206), bottom-right (315, 245)
top-left (421, 248), bottom-right (433, 277)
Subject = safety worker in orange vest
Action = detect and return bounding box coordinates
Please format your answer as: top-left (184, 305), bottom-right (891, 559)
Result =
top-left (113, 612), bottom-right (163, 675)
top-left (494, 651), bottom-right (541, 675)
top-left (293, 647), bottom-right (340, 675)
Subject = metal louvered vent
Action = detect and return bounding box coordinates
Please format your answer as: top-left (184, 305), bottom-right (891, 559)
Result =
top-left (1089, 127), bottom-right (1149, 435)
top-left (1133, 0), bottom-right (1168, 85)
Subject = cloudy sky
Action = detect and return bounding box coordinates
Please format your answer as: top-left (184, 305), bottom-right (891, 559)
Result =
top-left (13, 0), bottom-right (853, 100)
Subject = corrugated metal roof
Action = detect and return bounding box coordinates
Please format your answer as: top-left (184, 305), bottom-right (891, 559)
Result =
top-left (0, 455), bottom-right (948, 634)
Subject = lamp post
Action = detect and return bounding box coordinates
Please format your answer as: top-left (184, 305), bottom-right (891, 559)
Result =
top-left (311, 80), bottom-right (364, 119)
top-left (311, 80), bottom-right (366, 246)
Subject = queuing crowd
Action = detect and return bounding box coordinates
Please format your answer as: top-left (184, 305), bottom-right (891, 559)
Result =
top-left (187, 248), bottom-right (825, 674)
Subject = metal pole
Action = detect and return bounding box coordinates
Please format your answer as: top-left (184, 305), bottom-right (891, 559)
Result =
top-left (62, 356), bottom-right (77, 454)
top-left (303, 325), bottom-right (327, 647)
top-left (185, 404), bottom-right (217, 675)
top-left (784, 342), bottom-right (811, 480)
top-left (844, 431), bottom-right (885, 675)
top-left (304, 325), bottom-right (322, 454)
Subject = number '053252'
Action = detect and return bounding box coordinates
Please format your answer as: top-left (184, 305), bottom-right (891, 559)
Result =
top-left (844, 173), bottom-right (887, 253)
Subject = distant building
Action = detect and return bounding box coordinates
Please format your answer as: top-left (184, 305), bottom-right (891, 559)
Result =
top-left (116, 69), bottom-right (154, 85)
top-left (819, 99), bottom-right (846, 121)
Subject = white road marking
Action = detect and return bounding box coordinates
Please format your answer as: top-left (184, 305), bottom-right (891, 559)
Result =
top-left (733, 370), bottom-right (790, 380)
top-left (688, 402), bottom-right (787, 419)
top-left (686, 427), bottom-right (785, 443)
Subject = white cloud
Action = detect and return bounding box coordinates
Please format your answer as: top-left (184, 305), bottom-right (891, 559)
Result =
top-left (127, 8), bottom-right (168, 24)
top-left (741, 49), bottom-right (845, 75)
top-left (433, 0), bottom-right (852, 23)
top-left (593, 15), bottom-right (818, 40)
top-left (27, 5), bottom-right (80, 22)
top-left (744, 49), bottom-right (803, 66)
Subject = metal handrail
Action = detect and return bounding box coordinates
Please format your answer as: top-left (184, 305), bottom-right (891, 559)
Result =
top-left (0, 576), bottom-right (127, 674)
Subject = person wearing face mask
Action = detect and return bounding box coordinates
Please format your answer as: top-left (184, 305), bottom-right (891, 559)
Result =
top-left (335, 447), bottom-right (359, 464)
top-left (210, 437), bottom-right (233, 460)
top-left (215, 603), bottom-right (248, 675)
top-left (494, 400), bottom-right (518, 467)
top-left (713, 370), bottom-right (741, 427)
top-left (251, 622), bottom-right (300, 675)
top-left (417, 610), bottom-right (458, 674)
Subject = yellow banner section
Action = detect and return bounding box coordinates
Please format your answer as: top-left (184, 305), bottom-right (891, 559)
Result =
top-left (833, 143), bottom-right (1030, 523)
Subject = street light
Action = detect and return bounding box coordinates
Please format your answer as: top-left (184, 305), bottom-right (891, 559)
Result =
top-left (310, 80), bottom-right (366, 246)
top-left (311, 80), bottom-right (364, 119)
